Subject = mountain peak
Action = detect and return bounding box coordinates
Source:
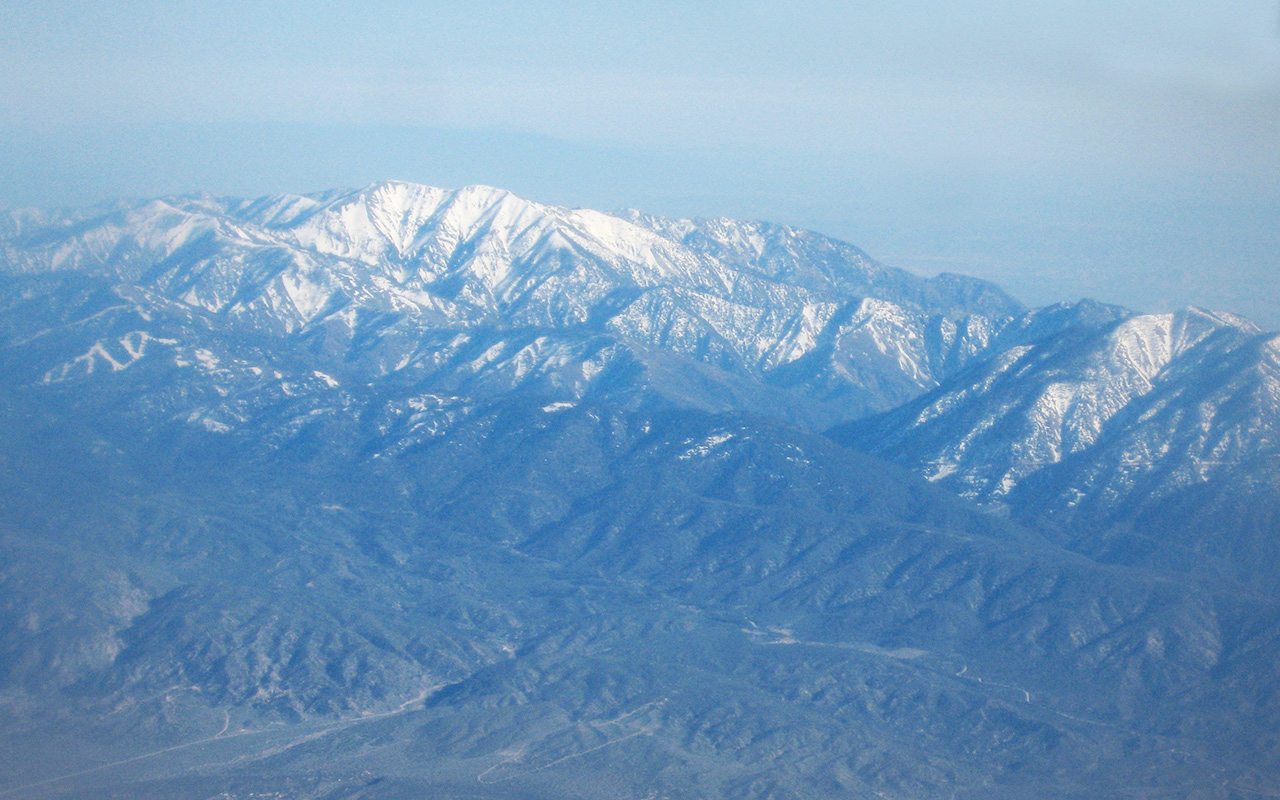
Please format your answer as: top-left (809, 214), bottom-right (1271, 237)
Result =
top-left (0, 182), bottom-right (1041, 426)
top-left (1, 182), bottom-right (1278, 799)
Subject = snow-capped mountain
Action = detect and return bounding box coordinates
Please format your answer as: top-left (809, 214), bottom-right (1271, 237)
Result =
top-left (4, 181), bottom-right (1274, 537)
top-left (834, 303), bottom-right (1280, 535)
top-left (2, 182), bottom-right (1279, 799)
top-left (0, 181), bottom-right (1019, 427)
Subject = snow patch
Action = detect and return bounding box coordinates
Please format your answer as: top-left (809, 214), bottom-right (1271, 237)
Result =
top-left (201, 418), bottom-right (232, 434)
top-left (194, 349), bottom-right (220, 370)
top-left (926, 462), bottom-right (958, 482)
top-left (42, 331), bottom-right (178, 382)
top-left (678, 432), bottom-right (735, 460)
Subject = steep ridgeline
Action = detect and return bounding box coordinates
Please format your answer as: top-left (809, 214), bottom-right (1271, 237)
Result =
top-left (834, 302), bottom-right (1280, 584)
top-left (0, 181), bottom-right (1019, 429)
top-left (2, 184), bottom-right (1280, 799)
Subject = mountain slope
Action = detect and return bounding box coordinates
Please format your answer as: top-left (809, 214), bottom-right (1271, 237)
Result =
top-left (0, 183), bottom-right (1278, 799)
top-left (833, 305), bottom-right (1277, 502)
top-left (1, 182), bottom-right (1020, 426)
top-left (832, 303), bottom-right (1280, 588)
top-left (1, 382), bottom-right (1275, 800)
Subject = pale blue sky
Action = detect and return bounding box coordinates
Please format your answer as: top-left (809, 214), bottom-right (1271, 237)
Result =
top-left (2, 1), bottom-right (1278, 324)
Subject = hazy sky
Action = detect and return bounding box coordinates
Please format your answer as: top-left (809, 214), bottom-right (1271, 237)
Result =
top-left (2, 1), bottom-right (1278, 325)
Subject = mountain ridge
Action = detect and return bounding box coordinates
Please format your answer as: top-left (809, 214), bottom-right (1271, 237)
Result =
top-left (0, 181), bottom-right (1026, 428)
top-left (0, 181), bottom-right (1277, 799)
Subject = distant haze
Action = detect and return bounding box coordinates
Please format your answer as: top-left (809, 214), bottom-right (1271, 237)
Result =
top-left (2, 1), bottom-right (1277, 326)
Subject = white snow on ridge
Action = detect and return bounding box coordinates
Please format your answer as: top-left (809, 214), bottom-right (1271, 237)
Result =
top-left (41, 331), bottom-right (179, 383)
top-left (883, 305), bottom-right (1274, 504)
top-left (4, 181), bottom-right (1275, 523)
top-left (678, 432), bottom-right (735, 460)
